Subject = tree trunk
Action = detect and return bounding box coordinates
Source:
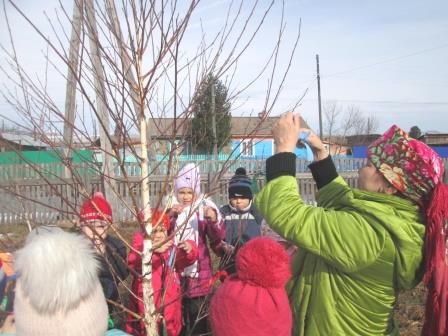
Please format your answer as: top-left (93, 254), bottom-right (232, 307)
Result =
top-left (139, 110), bottom-right (158, 335)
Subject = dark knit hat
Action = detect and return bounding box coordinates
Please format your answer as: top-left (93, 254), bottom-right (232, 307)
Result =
top-left (228, 167), bottom-right (253, 200)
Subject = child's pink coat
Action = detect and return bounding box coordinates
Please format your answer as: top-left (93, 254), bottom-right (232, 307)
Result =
top-left (125, 232), bottom-right (198, 336)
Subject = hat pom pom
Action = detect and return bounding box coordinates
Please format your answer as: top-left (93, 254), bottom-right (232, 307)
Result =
top-left (93, 192), bottom-right (105, 199)
top-left (236, 237), bottom-right (291, 288)
top-left (235, 167), bottom-right (247, 176)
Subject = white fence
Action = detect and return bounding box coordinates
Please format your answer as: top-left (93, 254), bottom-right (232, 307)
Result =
top-left (0, 157), bottom-right (446, 225)
top-left (0, 172), bottom-right (360, 225)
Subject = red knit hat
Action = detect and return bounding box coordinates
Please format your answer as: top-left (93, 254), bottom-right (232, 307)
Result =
top-left (138, 208), bottom-right (171, 231)
top-left (209, 237), bottom-right (292, 336)
top-left (79, 192), bottom-right (112, 223)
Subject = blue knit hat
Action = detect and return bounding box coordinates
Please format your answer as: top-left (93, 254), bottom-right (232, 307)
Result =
top-left (228, 167), bottom-right (253, 200)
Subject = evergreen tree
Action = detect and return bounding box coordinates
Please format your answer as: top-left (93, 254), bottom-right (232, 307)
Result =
top-left (191, 74), bottom-right (231, 154)
top-left (409, 126), bottom-right (422, 139)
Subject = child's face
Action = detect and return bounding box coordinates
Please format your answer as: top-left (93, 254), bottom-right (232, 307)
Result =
top-left (177, 187), bottom-right (195, 206)
top-left (151, 225), bottom-right (168, 244)
top-left (80, 220), bottom-right (109, 244)
top-left (230, 197), bottom-right (251, 210)
top-left (151, 225), bottom-right (170, 253)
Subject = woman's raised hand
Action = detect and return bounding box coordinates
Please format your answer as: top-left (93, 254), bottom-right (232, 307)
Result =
top-left (298, 128), bottom-right (328, 161)
top-left (273, 112), bottom-right (301, 153)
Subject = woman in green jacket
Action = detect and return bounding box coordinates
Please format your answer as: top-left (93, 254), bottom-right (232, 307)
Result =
top-left (255, 112), bottom-right (448, 336)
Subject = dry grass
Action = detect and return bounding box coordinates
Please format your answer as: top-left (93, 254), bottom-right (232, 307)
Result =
top-left (395, 283), bottom-right (426, 335)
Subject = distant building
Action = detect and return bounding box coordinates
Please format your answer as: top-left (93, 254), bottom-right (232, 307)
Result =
top-left (0, 132), bottom-right (48, 151)
top-left (345, 134), bottom-right (381, 158)
top-left (420, 133), bottom-right (448, 158)
top-left (346, 132), bottom-right (448, 158)
top-left (147, 114), bottom-right (312, 159)
top-left (321, 135), bottom-right (352, 156)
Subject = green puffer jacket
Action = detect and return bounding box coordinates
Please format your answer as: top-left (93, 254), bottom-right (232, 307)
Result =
top-left (255, 175), bottom-right (425, 336)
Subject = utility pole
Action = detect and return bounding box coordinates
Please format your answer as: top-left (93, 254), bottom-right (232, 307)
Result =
top-left (316, 54), bottom-right (323, 139)
top-left (63, 0), bottom-right (117, 204)
top-left (85, 0), bottom-right (116, 207)
top-left (63, 0), bottom-right (83, 179)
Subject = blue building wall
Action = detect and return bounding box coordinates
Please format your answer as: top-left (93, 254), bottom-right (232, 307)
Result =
top-left (254, 140), bottom-right (273, 157)
top-left (231, 139), bottom-right (272, 158)
top-left (431, 146), bottom-right (448, 158)
top-left (352, 146), bottom-right (368, 158)
top-left (232, 139), bottom-right (309, 159)
top-left (231, 139), bottom-right (243, 155)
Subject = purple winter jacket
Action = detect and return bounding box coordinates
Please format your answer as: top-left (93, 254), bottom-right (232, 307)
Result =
top-left (173, 208), bottom-right (225, 298)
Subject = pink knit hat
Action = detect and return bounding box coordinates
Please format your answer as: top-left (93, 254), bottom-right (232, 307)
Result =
top-left (175, 163), bottom-right (201, 196)
top-left (79, 192), bottom-right (112, 223)
top-left (14, 229), bottom-right (108, 336)
top-left (210, 237), bottom-right (292, 336)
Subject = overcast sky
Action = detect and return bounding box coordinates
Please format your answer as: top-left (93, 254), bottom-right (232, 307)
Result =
top-left (0, 0), bottom-right (447, 134)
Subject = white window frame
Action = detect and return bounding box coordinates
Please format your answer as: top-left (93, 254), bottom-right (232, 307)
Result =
top-left (241, 139), bottom-right (254, 156)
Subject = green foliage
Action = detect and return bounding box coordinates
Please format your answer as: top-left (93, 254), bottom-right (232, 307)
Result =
top-left (191, 74), bottom-right (231, 154)
top-left (409, 126), bottom-right (422, 139)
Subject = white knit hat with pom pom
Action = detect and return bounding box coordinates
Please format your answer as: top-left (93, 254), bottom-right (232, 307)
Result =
top-left (14, 228), bottom-right (108, 336)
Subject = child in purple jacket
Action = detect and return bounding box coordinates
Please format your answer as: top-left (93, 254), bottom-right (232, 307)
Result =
top-left (169, 163), bottom-right (224, 336)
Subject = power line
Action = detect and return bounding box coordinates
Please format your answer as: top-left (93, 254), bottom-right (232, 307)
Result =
top-left (322, 43), bottom-right (448, 78)
top-left (302, 98), bottom-right (448, 105)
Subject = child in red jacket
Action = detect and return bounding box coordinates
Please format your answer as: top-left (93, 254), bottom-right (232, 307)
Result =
top-left (126, 210), bottom-right (198, 336)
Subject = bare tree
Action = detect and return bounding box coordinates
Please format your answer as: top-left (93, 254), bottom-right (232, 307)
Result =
top-left (364, 114), bottom-right (379, 135)
top-left (323, 101), bottom-right (379, 155)
top-left (323, 101), bottom-right (342, 146)
top-left (0, 0), bottom-right (302, 334)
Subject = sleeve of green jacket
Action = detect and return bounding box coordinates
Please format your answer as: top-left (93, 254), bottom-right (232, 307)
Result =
top-left (255, 175), bottom-right (385, 272)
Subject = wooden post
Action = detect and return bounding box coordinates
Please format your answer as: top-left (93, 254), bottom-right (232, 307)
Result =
top-left (85, 0), bottom-right (117, 210)
top-left (63, 0), bottom-right (83, 179)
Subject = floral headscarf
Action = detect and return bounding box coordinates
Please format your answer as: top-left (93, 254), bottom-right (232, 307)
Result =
top-left (368, 125), bottom-right (448, 336)
top-left (367, 125), bottom-right (444, 204)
